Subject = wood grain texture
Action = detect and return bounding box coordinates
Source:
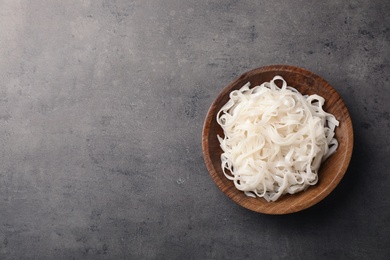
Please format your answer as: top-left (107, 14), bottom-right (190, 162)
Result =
top-left (202, 65), bottom-right (354, 214)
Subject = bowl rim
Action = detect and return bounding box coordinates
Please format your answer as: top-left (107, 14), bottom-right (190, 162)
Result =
top-left (202, 64), bottom-right (354, 214)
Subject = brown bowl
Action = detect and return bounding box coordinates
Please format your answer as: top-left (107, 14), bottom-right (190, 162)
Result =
top-left (202, 65), bottom-right (353, 214)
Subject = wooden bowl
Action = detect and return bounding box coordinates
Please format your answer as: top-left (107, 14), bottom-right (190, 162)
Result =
top-left (202, 65), bottom-right (353, 214)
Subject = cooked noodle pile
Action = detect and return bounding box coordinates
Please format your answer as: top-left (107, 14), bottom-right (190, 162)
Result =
top-left (217, 76), bottom-right (339, 201)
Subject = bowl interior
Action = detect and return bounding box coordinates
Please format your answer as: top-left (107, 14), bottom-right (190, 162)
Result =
top-left (202, 65), bottom-right (353, 214)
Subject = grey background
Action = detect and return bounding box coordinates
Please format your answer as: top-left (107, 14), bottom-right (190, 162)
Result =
top-left (0, 0), bottom-right (389, 259)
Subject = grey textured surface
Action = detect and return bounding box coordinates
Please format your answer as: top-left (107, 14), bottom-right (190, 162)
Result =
top-left (0, 0), bottom-right (389, 259)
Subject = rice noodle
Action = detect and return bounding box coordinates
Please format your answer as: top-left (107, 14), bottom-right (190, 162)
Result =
top-left (217, 76), bottom-right (339, 202)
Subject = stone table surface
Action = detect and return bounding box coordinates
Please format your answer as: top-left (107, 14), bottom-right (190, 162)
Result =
top-left (0, 0), bottom-right (389, 259)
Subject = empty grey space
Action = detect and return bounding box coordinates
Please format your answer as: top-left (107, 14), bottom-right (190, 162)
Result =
top-left (0, 0), bottom-right (389, 259)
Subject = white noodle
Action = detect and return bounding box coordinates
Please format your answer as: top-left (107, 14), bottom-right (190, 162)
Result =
top-left (217, 76), bottom-right (339, 202)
